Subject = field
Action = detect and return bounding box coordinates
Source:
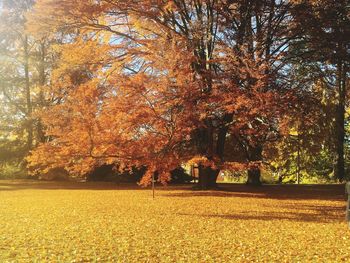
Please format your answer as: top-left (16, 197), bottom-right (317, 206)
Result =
top-left (0, 180), bottom-right (349, 262)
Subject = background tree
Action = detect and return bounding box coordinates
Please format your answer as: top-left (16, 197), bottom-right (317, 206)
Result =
top-left (291, 0), bottom-right (350, 181)
top-left (0, 0), bottom-right (52, 176)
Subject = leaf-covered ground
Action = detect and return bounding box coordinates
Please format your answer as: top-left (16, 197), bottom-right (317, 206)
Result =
top-left (0, 180), bottom-right (349, 262)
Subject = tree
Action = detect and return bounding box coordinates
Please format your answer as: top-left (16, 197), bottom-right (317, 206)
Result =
top-left (219, 0), bottom-right (298, 184)
top-left (291, 0), bottom-right (350, 181)
top-left (26, 0), bottom-right (301, 187)
top-left (265, 80), bottom-right (336, 183)
top-left (0, 0), bottom-right (49, 172)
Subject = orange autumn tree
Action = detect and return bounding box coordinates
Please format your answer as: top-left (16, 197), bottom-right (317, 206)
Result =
top-left (27, 0), bottom-right (295, 187)
top-left (27, 36), bottom-right (194, 182)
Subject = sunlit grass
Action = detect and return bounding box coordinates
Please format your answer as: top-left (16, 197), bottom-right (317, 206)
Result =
top-left (0, 180), bottom-right (349, 262)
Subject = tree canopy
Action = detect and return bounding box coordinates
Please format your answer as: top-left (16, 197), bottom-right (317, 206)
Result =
top-left (0, 0), bottom-right (349, 187)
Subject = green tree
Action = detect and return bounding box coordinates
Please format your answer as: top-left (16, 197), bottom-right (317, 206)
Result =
top-left (292, 0), bottom-right (350, 181)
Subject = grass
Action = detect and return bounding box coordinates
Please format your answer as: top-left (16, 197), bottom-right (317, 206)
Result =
top-left (0, 180), bottom-right (349, 262)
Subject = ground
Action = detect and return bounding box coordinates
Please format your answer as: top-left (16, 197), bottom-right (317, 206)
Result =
top-left (0, 180), bottom-right (349, 262)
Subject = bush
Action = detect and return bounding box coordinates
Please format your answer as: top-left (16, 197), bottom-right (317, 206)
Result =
top-left (169, 167), bottom-right (193, 184)
top-left (0, 163), bottom-right (28, 179)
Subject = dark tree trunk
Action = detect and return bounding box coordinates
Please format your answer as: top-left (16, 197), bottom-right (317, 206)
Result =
top-left (216, 113), bottom-right (233, 159)
top-left (194, 119), bottom-right (220, 190)
top-left (247, 168), bottom-right (261, 186)
top-left (335, 102), bottom-right (345, 182)
top-left (198, 165), bottom-right (219, 190)
top-left (334, 62), bottom-right (346, 182)
top-left (246, 145), bottom-right (263, 186)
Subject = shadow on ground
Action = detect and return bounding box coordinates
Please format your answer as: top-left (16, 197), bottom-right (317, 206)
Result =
top-left (165, 185), bottom-right (347, 223)
top-left (177, 203), bottom-right (346, 223)
top-left (163, 184), bottom-right (346, 201)
top-left (0, 180), bottom-right (346, 202)
top-left (1, 180), bottom-right (347, 223)
top-left (0, 180), bottom-right (144, 191)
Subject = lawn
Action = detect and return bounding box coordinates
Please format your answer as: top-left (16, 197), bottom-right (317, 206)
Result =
top-left (0, 180), bottom-right (349, 262)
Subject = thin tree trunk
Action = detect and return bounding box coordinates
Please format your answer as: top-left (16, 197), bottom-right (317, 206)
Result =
top-left (37, 42), bottom-right (46, 143)
top-left (335, 62), bottom-right (346, 182)
top-left (24, 35), bottom-right (33, 150)
top-left (297, 127), bottom-right (301, 184)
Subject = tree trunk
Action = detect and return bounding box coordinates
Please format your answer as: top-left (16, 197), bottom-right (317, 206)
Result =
top-left (37, 42), bottom-right (46, 144)
top-left (246, 145), bottom-right (263, 186)
top-left (194, 120), bottom-right (219, 190)
top-left (216, 113), bottom-right (233, 159)
top-left (247, 168), bottom-right (261, 186)
top-left (24, 35), bottom-right (33, 150)
top-left (198, 165), bottom-right (219, 190)
top-left (334, 62), bottom-right (346, 182)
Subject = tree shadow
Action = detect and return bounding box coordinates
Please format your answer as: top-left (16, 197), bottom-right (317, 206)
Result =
top-left (0, 180), bottom-right (144, 191)
top-left (178, 203), bottom-right (346, 223)
top-left (0, 180), bottom-right (193, 191)
top-left (0, 181), bottom-right (347, 204)
top-left (1, 180), bottom-right (346, 223)
top-left (163, 184), bottom-right (346, 201)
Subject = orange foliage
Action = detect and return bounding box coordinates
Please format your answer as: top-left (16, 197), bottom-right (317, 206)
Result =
top-left (26, 1), bottom-right (296, 184)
